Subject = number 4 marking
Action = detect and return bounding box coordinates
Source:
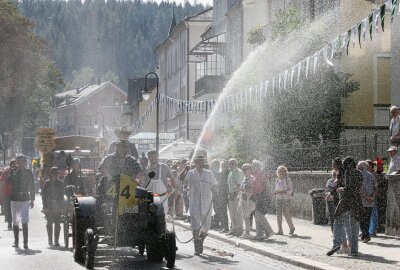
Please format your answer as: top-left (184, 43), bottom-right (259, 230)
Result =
top-left (120, 185), bottom-right (131, 199)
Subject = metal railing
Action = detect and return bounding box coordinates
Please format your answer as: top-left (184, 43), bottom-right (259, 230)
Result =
top-left (270, 134), bottom-right (391, 172)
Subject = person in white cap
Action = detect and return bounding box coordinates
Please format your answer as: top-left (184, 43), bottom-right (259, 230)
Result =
top-left (185, 154), bottom-right (217, 255)
top-left (387, 146), bottom-right (400, 174)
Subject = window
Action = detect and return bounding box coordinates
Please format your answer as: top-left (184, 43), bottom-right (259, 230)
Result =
top-left (101, 96), bottom-right (107, 106)
top-left (373, 53), bottom-right (391, 126)
top-left (113, 97), bottom-right (119, 106)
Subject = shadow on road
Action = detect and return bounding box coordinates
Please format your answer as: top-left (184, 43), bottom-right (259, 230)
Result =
top-left (14, 247), bottom-right (42, 256)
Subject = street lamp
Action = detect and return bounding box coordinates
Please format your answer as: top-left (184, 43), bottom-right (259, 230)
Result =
top-left (94, 112), bottom-right (105, 138)
top-left (142, 72), bottom-right (159, 153)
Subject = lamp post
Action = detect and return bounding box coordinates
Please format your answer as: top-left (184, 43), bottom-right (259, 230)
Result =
top-left (94, 112), bottom-right (105, 138)
top-left (142, 72), bottom-right (159, 153)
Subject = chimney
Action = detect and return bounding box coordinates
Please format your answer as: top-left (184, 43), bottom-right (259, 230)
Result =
top-left (97, 79), bottom-right (101, 85)
top-left (75, 87), bottom-right (80, 94)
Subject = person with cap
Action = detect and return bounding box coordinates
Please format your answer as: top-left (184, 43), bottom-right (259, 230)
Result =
top-left (9, 155), bottom-right (35, 249)
top-left (227, 158), bottom-right (244, 236)
top-left (185, 154), bottom-right (217, 255)
top-left (387, 145), bottom-right (400, 174)
top-left (145, 150), bottom-right (176, 216)
top-left (108, 126), bottom-right (138, 160)
top-left (98, 139), bottom-right (142, 194)
top-left (64, 158), bottom-right (85, 196)
top-left (42, 167), bottom-right (64, 246)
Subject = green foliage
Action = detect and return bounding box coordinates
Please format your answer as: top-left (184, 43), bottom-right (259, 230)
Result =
top-left (18, 0), bottom-right (206, 90)
top-left (0, 1), bottom-right (63, 138)
top-left (271, 5), bottom-right (304, 40)
top-left (248, 24), bottom-right (266, 45)
top-left (227, 67), bottom-right (359, 164)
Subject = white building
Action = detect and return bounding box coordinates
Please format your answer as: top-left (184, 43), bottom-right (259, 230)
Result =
top-left (155, 8), bottom-right (213, 142)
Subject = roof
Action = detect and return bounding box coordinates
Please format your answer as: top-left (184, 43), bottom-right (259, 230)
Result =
top-left (155, 8), bottom-right (213, 54)
top-left (54, 81), bottom-right (126, 108)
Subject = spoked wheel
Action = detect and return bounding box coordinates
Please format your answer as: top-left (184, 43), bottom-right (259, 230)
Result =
top-left (164, 231), bottom-right (176, 269)
top-left (84, 229), bottom-right (95, 269)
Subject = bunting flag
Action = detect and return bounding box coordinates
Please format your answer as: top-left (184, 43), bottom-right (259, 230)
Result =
top-left (132, 0), bottom-right (397, 129)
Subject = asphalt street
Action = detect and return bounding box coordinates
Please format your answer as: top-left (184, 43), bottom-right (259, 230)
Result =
top-left (0, 195), bottom-right (302, 270)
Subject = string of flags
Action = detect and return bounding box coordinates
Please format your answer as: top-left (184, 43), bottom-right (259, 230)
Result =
top-left (132, 0), bottom-right (398, 130)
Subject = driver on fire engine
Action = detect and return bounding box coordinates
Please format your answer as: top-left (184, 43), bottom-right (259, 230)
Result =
top-left (98, 139), bottom-right (142, 195)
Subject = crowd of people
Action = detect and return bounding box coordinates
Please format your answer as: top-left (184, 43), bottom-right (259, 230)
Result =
top-left (0, 131), bottom-right (398, 257)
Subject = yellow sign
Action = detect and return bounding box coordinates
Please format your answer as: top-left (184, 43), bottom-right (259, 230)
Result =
top-left (106, 175), bottom-right (138, 215)
top-left (35, 128), bottom-right (56, 153)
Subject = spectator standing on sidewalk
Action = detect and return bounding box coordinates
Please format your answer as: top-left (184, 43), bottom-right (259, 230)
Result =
top-left (366, 160), bottom-right (379, 236)
top-left (210, 159), bottom-right (222, 230)
top-left (328, 156), bottom-right (363, 256)
top-left (324, 170), bottom-right (337, 232)
top-left (10, 155), bottom-right (35, 249)
top-left (387, 146), bottom-right (400, 174)
top-left (389, 106), bottom-right (400, 146)
top-left (274, 165), bottom-right (295, 235)
top-left (42, 167), bottom-right (64, 246)
top-left (218, 160), bottom-right (229, 233)
top-left (185, 154), bottom-right (217, 255)
top-left (251, 160), bottom-right (274, 240)
top-left (239, 163), bottom-right (255, 239)
top-left (0, 159), bottom-right (16, 229)
top-left (227, 158), bottom-right (244, 236)
top-left (357, 161), bottom-right (377, 243)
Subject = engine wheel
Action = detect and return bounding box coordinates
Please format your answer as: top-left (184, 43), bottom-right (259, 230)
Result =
top-left (84, 229), bottom-right (95, 269)
top-left (164, 231), bottom-right (176, 269)
top-left (72, 210), bottom-right (85, 263)
top-left (146, 239), bottom-right (163, 262)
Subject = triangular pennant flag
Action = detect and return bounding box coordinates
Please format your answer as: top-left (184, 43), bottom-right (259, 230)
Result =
top-left (323, 45), bottom-right (334, 66)
top-left (374, 9), bottom-right (380, 32)
top-left (368, 13), bottom-right (373, 40)
top-left (265, 80), bottom-right (269, 97)
top-left (297, 61), bottom-right (302, 82)
top-left (290, 68), bottom-right (295, 88)
top-left (341, 31), bottom-right (348, 49)
top-left (392, 0), bottom-right (398, 21)
top-left (284, 70), bottom-right (288, 90)
top-left (278, 74), bottom-right (282, 91)
top-left (313, 50), bottom-right (320, 74)
top-left (361, 19), bottom-right (368, 42)
top-left (380, 4), bottom-right (386, 31)
top-left (272, 77), bottom-right (275, 96)
top-left (305, 57), bottom-right (310, 78)
top-left (346, 29), bottom-right (351, 55)
top-left (358, 23), bottom-right (362, 48)
top-left (331, 37), bottom-right (339, 59)
top-left (351, 26), bottom-right (357, 48)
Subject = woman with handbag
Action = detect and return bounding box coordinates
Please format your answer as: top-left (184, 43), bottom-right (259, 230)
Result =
top-left (251, 160), bottom-right (274, 240)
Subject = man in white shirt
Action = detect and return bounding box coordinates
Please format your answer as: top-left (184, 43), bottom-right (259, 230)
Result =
top-left (387, 146), bottom-right (400, 174)
top-left (185, 154), bottom-right (217, 255)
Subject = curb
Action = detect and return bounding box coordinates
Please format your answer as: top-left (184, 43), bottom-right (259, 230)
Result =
top-left (168, 219), bottom-right (344, 270)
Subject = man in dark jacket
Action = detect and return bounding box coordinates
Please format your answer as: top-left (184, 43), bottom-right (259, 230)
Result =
top-left (42, 167), bottom-right (64, 246)
top-left (10, 155), bottom-right (35, 249)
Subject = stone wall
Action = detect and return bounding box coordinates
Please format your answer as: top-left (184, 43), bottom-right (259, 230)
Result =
top-left (384, 175), bottom-right (400, 236)
top-left (266, 171), bottom-right (331, 221)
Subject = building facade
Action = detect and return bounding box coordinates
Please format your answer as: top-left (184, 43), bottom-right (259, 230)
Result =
top-left (155, 8), bottom-right (213, 142)
top-left (49, 81), bottom-right (128, 145)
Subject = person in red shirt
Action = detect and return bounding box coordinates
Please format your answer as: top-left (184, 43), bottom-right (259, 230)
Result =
top-left (0, 159), bottom-right (16, 229)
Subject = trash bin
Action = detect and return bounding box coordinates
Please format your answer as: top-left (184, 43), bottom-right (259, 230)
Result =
top-left (308, 188), bottom-right (328, 225)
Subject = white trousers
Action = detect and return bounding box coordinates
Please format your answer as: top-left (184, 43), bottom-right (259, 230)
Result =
top-left (11, 201), bottom-right (30, 226)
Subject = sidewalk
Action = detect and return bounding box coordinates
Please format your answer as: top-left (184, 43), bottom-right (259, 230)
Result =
top-left (169, 214), bottom-right (400, 270)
